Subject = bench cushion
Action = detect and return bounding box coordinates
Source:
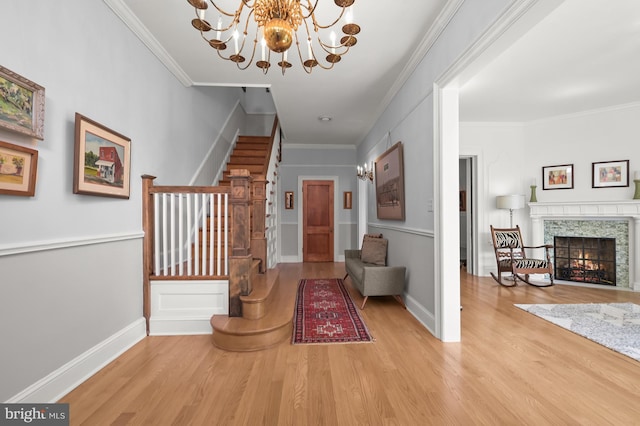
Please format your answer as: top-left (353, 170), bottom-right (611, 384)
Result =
top-left (361, 237), bottom-right (387, 265)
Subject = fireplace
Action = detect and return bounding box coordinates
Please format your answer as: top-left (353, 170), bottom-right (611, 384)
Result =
top-left (528, 200), bottom-right (640, 291)
top-left (554, 236), bottom-right (616, 285)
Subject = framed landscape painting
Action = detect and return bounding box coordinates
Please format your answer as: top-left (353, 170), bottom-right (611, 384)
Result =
top-left (592, 160), bottom-right (629, 188)
top-left (0, 65), bottom-right (45, 140)
top-left (0, 140), bottom-right (38, 196)
top-left (73, 113), bottom-right (131, 199)
top-left (375, 141), bottom-right (405, 220)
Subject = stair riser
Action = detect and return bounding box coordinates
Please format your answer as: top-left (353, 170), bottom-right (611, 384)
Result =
top-left (233, 150), bottom-right (268, 157)
top-left (210, 322), bottom-right (292, 352)
top-left (226, 164), bottom-right (264, 173)
top-left (234, 143), bottom-right (270, 150)
top-left (229, 157), bottom-right (265, 164)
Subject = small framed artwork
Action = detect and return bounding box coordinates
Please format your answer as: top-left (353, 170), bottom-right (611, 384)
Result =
top-left (459, 190), bottom-right (466, 212)
top-left (73, 113), bottom-right (131, 199)
top-left (542, 164), bottom-right (574, 190)
top-left (285, 191), bottom-right (294, 209)
top-left (0, 140), bottom-right (38, 196)
top-left (0, 65), bottom-right (45, 140)
top-left (592, 160), bottom-right (629, 188)
top-left (344, 191), bottom-right (352, 209)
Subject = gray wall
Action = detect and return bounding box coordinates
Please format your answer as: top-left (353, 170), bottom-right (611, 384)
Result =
top-left (278, 144), bottom-right (357, 260)
top-left (356, 0), bottom-right (513, 332)
top-left (0, 0), bottom-right (242, 401)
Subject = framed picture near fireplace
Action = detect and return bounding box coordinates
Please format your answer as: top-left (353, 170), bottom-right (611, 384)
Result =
top-left (592, 160), bottom-right (629, 188)
top-left (542, 164), bottom-right (573, 190)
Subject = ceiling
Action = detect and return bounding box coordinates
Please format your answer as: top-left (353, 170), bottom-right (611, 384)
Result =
top-left (105, 1), bottom-right (640, 145)
top-left (460, 0), bottom-right (640, 122)
top-left (105, 0), bottom-right (450, 146)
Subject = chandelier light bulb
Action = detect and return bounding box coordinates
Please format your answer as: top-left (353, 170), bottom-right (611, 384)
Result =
top-left (330, 31), bottom-right (337, 54)
top-left (216, 16), bottom-right (222, 40)
top-left (345, 7), bottom-right (353, 24)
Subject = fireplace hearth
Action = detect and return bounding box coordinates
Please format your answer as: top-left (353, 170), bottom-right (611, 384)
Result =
top-left (554, 236), bottom-right (616, 285)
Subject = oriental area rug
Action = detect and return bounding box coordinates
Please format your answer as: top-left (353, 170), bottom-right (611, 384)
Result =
top-left (292, 278), bottom-right (374, 345)
top-left (515, 303), bottom-right (640, 362)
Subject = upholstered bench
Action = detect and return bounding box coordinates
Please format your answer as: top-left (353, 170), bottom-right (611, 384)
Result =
top-left (343, 234), bottom-right (406, 309)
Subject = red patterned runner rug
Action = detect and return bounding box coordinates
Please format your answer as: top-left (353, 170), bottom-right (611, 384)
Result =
top-left (292, 278), bottom-right (373, 344)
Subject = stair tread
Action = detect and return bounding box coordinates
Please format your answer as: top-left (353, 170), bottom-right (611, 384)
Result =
top-left (211, 268), bottom-right (294, 336)
top-left (240, 267), bottom-right (279, 304)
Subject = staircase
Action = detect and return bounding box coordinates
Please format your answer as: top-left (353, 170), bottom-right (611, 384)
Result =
top-left (209, 132), bottom-right (292, 351)
top-left (218, 135), bottom-right (272, 186)
top-left (142, 116), bottom-right (289, 349)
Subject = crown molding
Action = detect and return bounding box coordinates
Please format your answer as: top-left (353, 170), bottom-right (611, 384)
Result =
top-left (356, 0), bottom-right (465, 145)
top-left (103, 0), bottom-right (193, 87)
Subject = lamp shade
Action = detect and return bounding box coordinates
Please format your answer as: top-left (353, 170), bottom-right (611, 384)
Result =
top-left (496, 194), bottom-right (525, 210)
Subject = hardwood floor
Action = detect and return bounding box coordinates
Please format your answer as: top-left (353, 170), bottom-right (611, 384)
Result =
top-left (60, 263), bottom-right (640, 425)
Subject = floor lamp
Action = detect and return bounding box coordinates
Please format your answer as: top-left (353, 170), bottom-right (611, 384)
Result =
top-left (496, 195), bottom-right (525, 227)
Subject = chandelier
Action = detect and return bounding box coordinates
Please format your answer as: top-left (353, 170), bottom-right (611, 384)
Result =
top-left (187, 0), bottom-right (360, 74)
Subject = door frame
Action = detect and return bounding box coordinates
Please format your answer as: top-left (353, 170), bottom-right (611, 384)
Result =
top-left (297, 176), bottom-right (340, 262)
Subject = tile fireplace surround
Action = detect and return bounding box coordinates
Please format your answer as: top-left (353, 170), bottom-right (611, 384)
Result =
top-left (529, 201), bottom-right (640, 291)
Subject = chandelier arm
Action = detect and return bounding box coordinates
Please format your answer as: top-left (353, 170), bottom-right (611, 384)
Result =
top-left (310, 7), bottom-right (347, 30)
top-left (207, 1), bottom-right (240, 17)
top-left (311, 60), bottom-right (337, 70)
top-left (293, 35), bottom-right (313, 73)
top-left (317, 38), bottom-right (349, 55)
top-left (299, 0), bottom-right (320, 18)
top-left (238, 27), bottom-right (262, 70)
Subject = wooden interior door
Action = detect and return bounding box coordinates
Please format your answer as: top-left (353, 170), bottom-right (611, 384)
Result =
top-left (303, 180), bottom-right (334, 262)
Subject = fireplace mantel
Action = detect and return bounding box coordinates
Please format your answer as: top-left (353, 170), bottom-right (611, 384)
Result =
top-left (528, 200), bottom-right (640, 291)
top-left (529, 200), bottom-right (640, 219)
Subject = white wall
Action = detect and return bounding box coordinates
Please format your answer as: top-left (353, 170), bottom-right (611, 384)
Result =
top-left (461, 103), bottom-right (640, 277)
top-left (0, 0), bottom-right (242, 401)
top-left (460, 123), bottom-right (527, 275)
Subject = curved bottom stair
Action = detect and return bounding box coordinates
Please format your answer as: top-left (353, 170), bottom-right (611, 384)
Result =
top-left (210, 266), bottom-right (296, 351)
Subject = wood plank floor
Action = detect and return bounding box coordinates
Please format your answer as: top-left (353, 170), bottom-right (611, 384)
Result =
top-left (60, 263), bottom-right (640, 425)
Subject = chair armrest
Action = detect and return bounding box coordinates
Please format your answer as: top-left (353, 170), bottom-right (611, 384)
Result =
top-left (361, 266), bottom-right (406, 296)
top-left (345, 249), bottom-right (361, 259)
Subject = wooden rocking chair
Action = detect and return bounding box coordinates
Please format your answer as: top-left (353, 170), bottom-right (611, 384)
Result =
top-left (490, 225), bottom-right (554, 287)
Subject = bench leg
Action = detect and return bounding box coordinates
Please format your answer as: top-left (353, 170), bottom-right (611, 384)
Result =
top-left (343, 273), bottom-right (349, 280)
top-left (360, 296), bottom-right (368, 310)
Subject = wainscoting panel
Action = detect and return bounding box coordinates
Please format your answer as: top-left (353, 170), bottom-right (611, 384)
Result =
top-left (150, 280), bottom-right (228, 335)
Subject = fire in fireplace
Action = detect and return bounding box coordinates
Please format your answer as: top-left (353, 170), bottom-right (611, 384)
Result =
top-left (554, 236), bottom-right (616, 285)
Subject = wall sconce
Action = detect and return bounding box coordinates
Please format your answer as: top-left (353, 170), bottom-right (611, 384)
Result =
top-left (496, 194), bottom-right (525, 227)
top-left (357, 162), bottom-right (373, 182)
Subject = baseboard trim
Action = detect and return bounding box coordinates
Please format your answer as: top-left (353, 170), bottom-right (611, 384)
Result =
top-left (404, 294), bottom-right (436, 337)
top-left (7, 318), bottom-right (146, 403)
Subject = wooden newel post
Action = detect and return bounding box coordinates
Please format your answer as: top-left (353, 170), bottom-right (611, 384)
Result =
top-left (228, 169), bottom-right (253, 317)
top-left (141, 174), bottom-right (157, 335)
top-left (251, 176), bottom-right (268, 273)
